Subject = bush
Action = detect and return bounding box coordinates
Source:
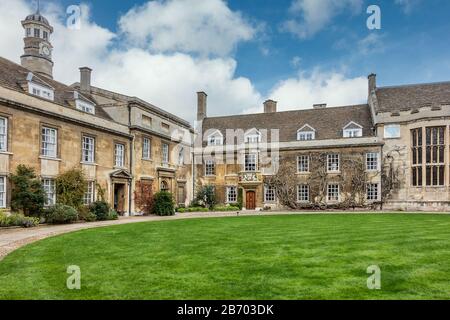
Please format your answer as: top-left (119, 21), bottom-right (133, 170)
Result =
top-left (213, 205), bottom-right (240, 212)
top-left (0, 212), bottom-right (40, 228)
top-left (44, 205), bottom-right (78, 224)
top-left (108, 209), bottom-right (119, 220)
top-left (55, 168), bottom-right (87, 209)
top-left (176, 206), bottom-right (209, 213)
top-left (153, 192), bottom-right (175, 216)
top-left (195, 185), bottom-right (216, 209)
top-left (89, 201), bottom-right (110, 221)
top-left (10, 165), bottom-right (46, 217)
top-left (77, 206), bottom-right (97, 222)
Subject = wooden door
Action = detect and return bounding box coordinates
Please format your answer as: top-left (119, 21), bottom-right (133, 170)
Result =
top-left (246, 191), bottom-right (256, 210)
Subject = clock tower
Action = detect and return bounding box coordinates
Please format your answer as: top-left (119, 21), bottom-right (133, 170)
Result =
top-left (20, 7), bottom-right (54, 79)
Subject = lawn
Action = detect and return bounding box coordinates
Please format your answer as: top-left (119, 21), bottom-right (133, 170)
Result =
top-left (0, 214), bottom-right (450, 300)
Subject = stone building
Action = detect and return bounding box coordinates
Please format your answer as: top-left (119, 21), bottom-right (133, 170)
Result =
top-left (0, 10), bottom-right (193, 215)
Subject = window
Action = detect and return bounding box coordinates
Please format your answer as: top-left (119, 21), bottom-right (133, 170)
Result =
top-left (327, 184), bottom-right (340, 202)
top-left (0, 176), bottom-right (5, 208)
top-left (425, 127), bottom-right (445, 186)
top-left (367, 183), bottom-right (379, 201)
top-left (0, 117), bottom-right (7, 152)
top-left (83, 181), bottom-right (95, 205)
top-left (142, 115), bottom-right (152, 128)
top-left (162, 143), bottom-right (169, 164)
top-left (43, 31), bottom-right (48, 40)
top-left (264, 185), bottom-right (276, 202)
top-left (82, 136), bottom-right (95, 163)
top-left (26, 28), bottom-right (31, 37)
top-left (297, 131), bottom-right (315, 141)
top-left (366, 153), bottom-right (379, 171)
top-left (297, 155), bottom-right (309, 173)
top-left (115, 143), bottom-right (125, 167)
top-left (178, 147), bottom-right (184, 165)
top-left (208, 134), bottom-right (223, 146)
top-left (76, 100), bottom-right (95, 114)
top-left (327, 154), bottom-right (340, 172)
top-left (411, 128), bottom-right (423, 186)
top-left (297, 185), bottom-right (310, 202)
top-left (42, 179), bottom-right (56, 206)
top-left (41, 127), bottom-right (57, 158)
top-left (245, 130), bottom-right (261, 143)
top-left (384, 124), bottom-right (401, 138)
top-left (34, 28), bottom-right (40, 38)
top-left (142, 137), bottom-right (151, 160)
top-left (160, 180), bottom-right (169, 192)
top-left (226, 186), bottom-right (237, 203)
top-left (343, 128), bottom-right (363, 138)
top-left (29, 83), bottom-right (54, 101)
top-left (205, 159), bottom-right (215, 176)
top-left (244, 153), bottom-right (257, 172)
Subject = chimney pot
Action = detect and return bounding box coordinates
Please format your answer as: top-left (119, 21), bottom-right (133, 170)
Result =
top-left (80, 67), bottom-right (92, 92)
top-left (264, 99), bottom-right (277, 113)
top-left (197, 91), bottom-right (207, 121)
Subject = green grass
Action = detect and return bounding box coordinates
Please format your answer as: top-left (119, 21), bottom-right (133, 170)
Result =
top-left (1, 214), bottom-right (450, 300)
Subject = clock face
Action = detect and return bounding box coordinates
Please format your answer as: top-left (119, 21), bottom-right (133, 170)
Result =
top-left (41, 45), bottom-right (50, 56)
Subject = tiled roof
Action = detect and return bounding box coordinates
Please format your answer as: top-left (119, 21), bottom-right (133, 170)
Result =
top-left (202, 104), bottom-right (374, 143)
top-left (0, 56), bottom-right (113, 121)
top-left (375, 81), bottom-right (450, 113)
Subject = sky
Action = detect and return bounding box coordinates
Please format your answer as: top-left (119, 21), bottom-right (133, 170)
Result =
top-left (0, 0), bottom-right (449, 123)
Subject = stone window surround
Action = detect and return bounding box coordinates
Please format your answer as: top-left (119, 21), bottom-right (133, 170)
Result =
top-left (264, 185), bottom-right (276, 203)
top-left (40, 123), bottom-right (60, 159)
top-left (0, 175), bottom-right (6, 208)
top-left (297, 184), bottom-right (310, 202)
top-left (226, 186), bottom-right (237, 203)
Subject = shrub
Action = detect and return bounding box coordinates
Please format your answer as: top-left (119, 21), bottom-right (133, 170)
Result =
top-left (55, 168), bottom-right (87, 209)
top-left (213, 205), bottom-right (240, 212)
top-left (108, 209), bottom-right (119, 220)
top-left (78, 206), bottom-right (96, 222)
top-left (44, 205), bottom-right (78, 224)
top-left (0, 212), bottom-right (39, 228)
top-left (153, 192), bottom-right (175, 216)
top-left (176, 206), bottom-right (209, 213)
top-left (89, 201), bottom-right (110, 221)
top-left (195, 185), bottom-right (216, 209)
top-left (10, 165), bottom-right (46, 217)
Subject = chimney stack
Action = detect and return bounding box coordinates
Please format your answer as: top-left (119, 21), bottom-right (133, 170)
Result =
top-left (197, 91), bottom-right (207, 121)
top-left (80, 67), bottom-right (92, 92)
top-left (313, 103), bottom-right (327, 109)
top-left (368, 73), bottom-right (376, 95)
top-left (264, 100), bottom-right (277, 113)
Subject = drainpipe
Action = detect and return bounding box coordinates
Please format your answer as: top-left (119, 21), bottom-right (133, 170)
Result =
top-left (128, 104), bottom-right (133, 216)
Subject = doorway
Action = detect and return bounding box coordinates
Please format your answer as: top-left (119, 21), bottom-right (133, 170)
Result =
top-left (114, 183), bottom-right (126, 213)
top-left (246, 191), bottom-right (256, 210)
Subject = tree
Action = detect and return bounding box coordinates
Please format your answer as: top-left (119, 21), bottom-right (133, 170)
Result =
top-left (195, 185), bottom-right (216, 209)
top-left (10, 165), bottom-right (46, 217)
top-left (153, 191), bottom-right (175, 216)
top-left (55, 168), bottom-right (87, 209)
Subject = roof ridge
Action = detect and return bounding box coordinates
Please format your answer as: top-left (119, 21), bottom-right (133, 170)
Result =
top-left (378, 80), bottom-right (450, 90)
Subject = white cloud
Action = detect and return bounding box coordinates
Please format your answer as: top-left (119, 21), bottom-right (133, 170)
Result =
top-left (282, 0), bottom-right (363, 39)
top-left (248, 70), bottom-right (367, 113)
top-left (395, 0), bottom-right (421, 14)
top-left (357, 33), bottom-right (385, 55)
top-left (290, 56), bottom-right (302, 68)
top-left (119, 0), bottom-right (255, 56)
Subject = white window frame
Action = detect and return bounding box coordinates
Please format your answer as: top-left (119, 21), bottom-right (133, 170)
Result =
top-left (162, 143), bottom-right (169, 164)
top-left (205, 159), bottom-right (215, 176)
top-left (43, 30), bottom-right (48, 40)
top-left (327, 184), bottom-right (340, 202)
top-left (34, 28), bottom-right (40, 38)
top-left (297, 124), bottom-right (316, 141)
top-left (226, 186), bottom-right (237, 203)
top-left (178, 147), bottom-right (184, 166)
top-left (264, 185), bottom-right (276, 203)
top-left (343, 128), bottom-right (363, 138)
top-left (384, 124), bottom-right (401, 139)
top-left (207, 133), bottom-right (223, 146)
top-left (0, 176), bottom-right (6, 208)
top-left (26, 28), bottom-right (31, 37)
top-left (83, 181), bottom-right (95, 205)
top-left (28, 82), bottom-right (54, 101)
top-left (297, 185), bottom-right (310, 202)
top-left (82, 136), bottom-right (95, 163)
top-left (297, 155), bottom-right (310, 173)
top-left (115, 143), bottom-right (125, 168)
top-left (327, 154), bottom-right (340, 172)
top-left (42, 179), bottom-right (56, 206)
top-left (142, 137), bottom-right (151, 160)
top-left (366, 152), bottom-right (379, 171)
top-left (367, 183), bottom-right (379, 201)
top-left (41, 127), bottom-right (57, 158)
top-left (0, 117), bottom-right (7, 152)
top-left (244, 153), bottom-right (258, 172)
top-left (76, 100), bottom-right (95, 115)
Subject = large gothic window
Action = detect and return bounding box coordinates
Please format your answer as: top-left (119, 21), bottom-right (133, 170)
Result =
top-left (411, 128), bottom-right (423, 186)
top-left (425, 127), bottom-right (445, 186)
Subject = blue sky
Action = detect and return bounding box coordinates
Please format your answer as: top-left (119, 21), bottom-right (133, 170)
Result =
top-left (1, 0), bottom-right (449, 121)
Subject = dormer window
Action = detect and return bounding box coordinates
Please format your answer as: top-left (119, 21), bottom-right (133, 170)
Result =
top-left (28, 82), bottom-right (54, 101)
top-left (343, 122), bottom-right (363, 138)
top-left (245, 129), bottom-right (261, 143)
top-left (207, 130), bottom-right (223, 146)
top-left (76, 100), bottom-right (95, 114)
top-left (297, 124), bottom-right (316, 141)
